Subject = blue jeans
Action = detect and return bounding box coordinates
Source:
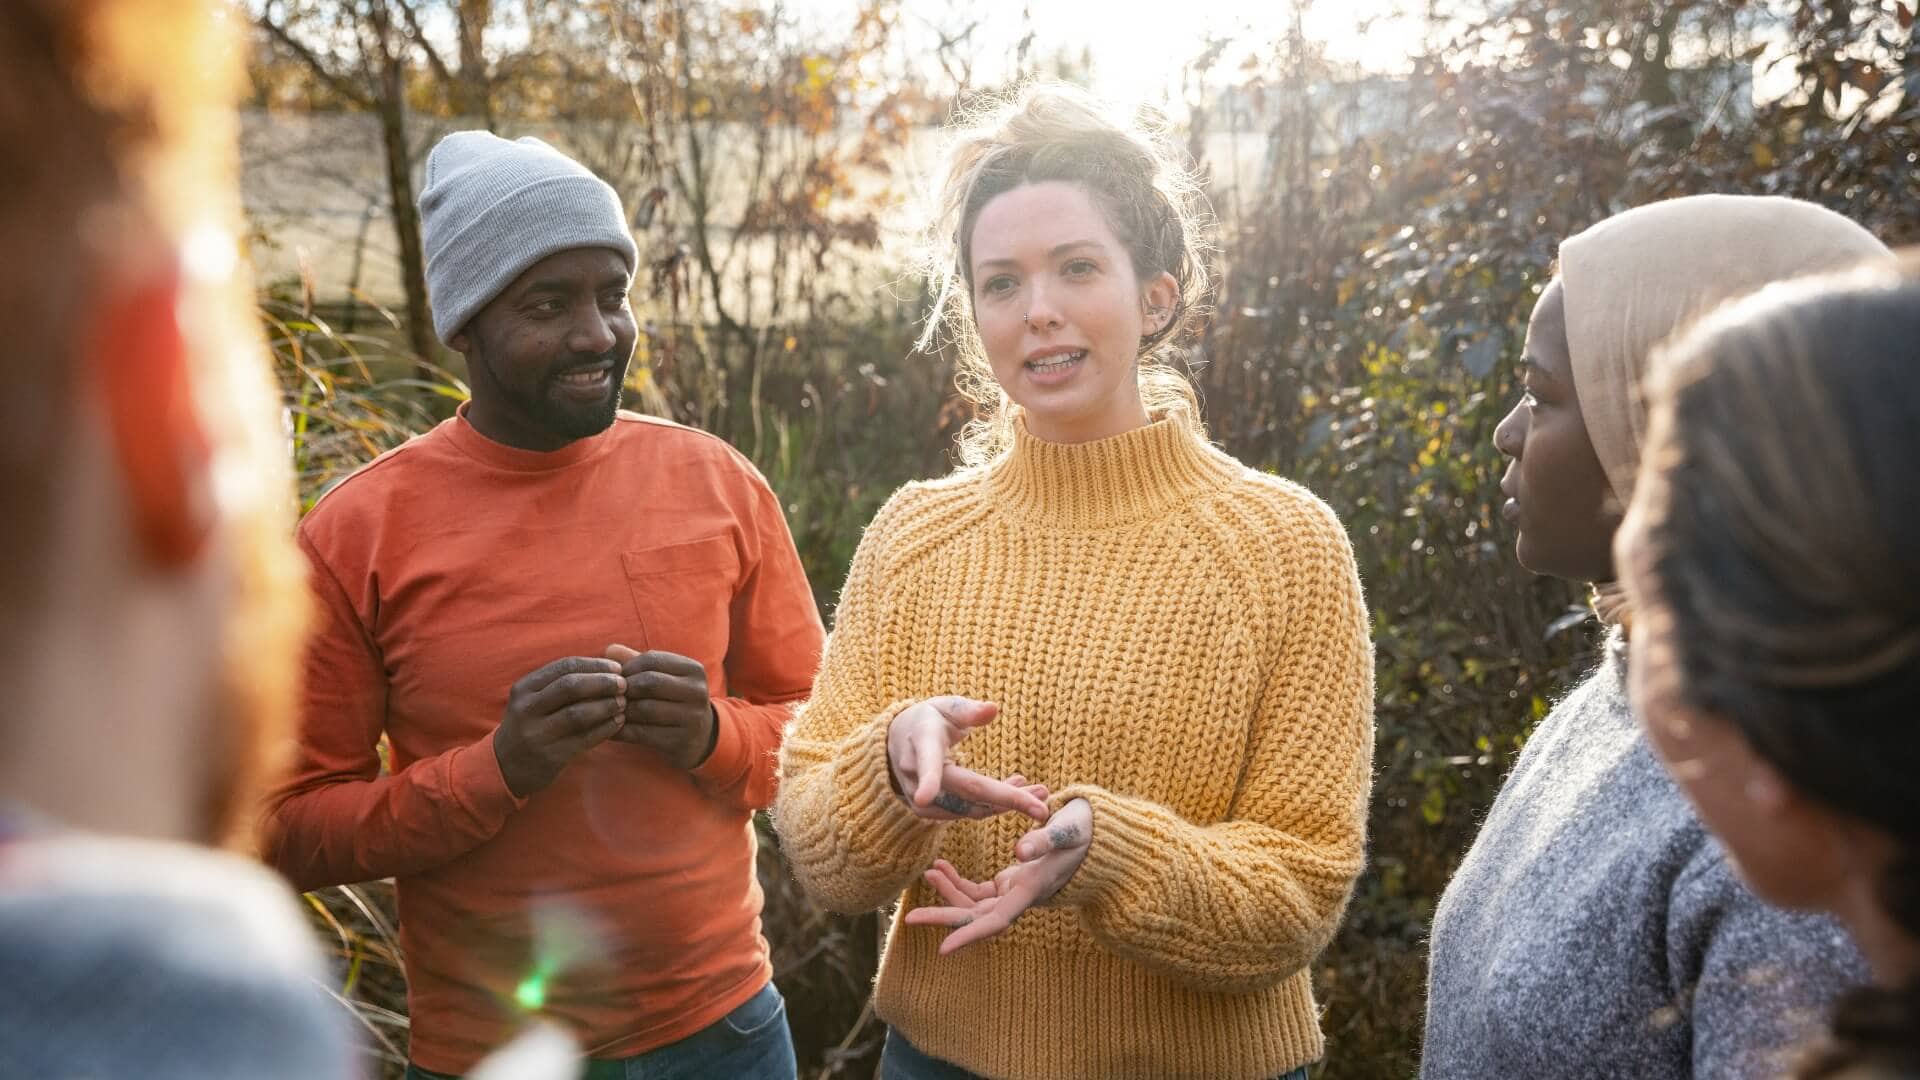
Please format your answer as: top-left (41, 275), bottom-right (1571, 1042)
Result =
top-left (880, 1026), bottom-right (1313, 1079)
top-left (406, 981), bottom-right (795, 1080)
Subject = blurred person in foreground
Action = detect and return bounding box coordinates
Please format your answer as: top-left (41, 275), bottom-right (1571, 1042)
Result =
top-left (261, 130), bottom-right (825, 1078)
top-left (775, 83), bottom-right (1375, 1080)
top-left (1422, 194), bottom-right (1886, 1079)
top-left (1620, 253), bottom-right (1920, 1078)
top-left (0, 1), bottom-right (351, 1076)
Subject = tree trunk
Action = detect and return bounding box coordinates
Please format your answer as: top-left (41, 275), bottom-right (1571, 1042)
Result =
top-left (457, 0), bottom-right (495, 127)
top-left (1637, 7), bottom-right (1678, 111)
top-left (376, 55), bottom-right (435, 367)
top-left (1634, 4), bottom-right (1691, 150)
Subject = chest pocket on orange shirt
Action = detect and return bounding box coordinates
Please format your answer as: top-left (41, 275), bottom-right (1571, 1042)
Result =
top-left (622, 535), bottom-right (739, 674)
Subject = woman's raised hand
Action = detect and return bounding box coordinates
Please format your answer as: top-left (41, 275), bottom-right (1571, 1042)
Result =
top-left (903, 797), bottom-right (1094, 954)
top-left (886, 696), bottom-right (1050, 822)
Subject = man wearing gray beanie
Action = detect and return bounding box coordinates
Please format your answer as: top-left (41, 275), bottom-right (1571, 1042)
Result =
top-left (264, 132), bottom-right (823, 1079)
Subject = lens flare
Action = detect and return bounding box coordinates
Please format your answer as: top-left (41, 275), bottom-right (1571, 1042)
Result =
top-left (514, 960), bottom-right (556, 1011)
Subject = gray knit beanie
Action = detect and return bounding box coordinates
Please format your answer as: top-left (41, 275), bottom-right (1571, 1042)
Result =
top-left (419, 132), bottom-right (638, 345)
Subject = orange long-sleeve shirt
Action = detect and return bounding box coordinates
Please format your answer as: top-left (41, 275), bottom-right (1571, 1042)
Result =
top-left (264, 406), bottom-right (824, 1073)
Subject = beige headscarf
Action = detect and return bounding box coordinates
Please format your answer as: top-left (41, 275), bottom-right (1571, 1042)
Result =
top-left (1559, 194), bottom-right (1889, 629)
top-left (1559, 194), bottom-right (1891, 511)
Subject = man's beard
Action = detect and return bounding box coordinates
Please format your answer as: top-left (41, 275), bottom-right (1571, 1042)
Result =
top-left (523, 349), bottom-right (629, 442)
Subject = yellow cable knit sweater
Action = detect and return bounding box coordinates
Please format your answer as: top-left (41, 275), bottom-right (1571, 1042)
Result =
top-left (775, 416), bottom-right (1375, 1080)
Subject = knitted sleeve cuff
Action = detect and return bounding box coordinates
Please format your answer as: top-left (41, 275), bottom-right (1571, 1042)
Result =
top-left (831, 700), bottom-right (942, 856)
top-left (1045, 783), bottom-right (1167, 912)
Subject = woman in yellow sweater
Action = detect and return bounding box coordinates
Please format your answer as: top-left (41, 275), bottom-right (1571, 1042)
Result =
top-left (774, 83), bottom-right (1375, 1080)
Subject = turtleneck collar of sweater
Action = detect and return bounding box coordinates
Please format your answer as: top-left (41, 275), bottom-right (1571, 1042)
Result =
top-left (982, 412), bottom-right (1241, 530)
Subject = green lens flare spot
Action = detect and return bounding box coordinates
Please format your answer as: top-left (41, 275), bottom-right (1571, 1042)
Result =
top-left (514, 972), bottom-right (550, 1011)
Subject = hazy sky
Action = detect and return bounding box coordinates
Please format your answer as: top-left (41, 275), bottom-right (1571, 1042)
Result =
top-left (793, 0), bottom-right (1434, 107)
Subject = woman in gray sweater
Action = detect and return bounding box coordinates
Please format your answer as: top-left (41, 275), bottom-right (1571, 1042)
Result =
top-left (1420, 195), bottom-right (1888, 1079)
top-left (1620, 256), bottom-right (1920, 1077)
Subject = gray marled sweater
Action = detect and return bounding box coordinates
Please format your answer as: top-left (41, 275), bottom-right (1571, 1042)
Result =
top-left (1421, 639), bottom-right (1864, 1079)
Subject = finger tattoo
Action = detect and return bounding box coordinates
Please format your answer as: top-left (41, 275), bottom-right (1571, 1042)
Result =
top-left (931, 791), bottom-right (976, 815)
top-left (1048, 823), bottom-right (1082, 848)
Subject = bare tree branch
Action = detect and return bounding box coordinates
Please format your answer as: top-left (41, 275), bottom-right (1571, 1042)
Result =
top-left (258, 5), bottom-right (373, 107)
top-left (395, 0), bottom-right (458, 91)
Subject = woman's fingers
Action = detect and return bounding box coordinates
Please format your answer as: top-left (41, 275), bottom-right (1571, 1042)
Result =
top-left (939, 764), bottom-right (1050, 821)
top-left (936, 908), bottom-right (1015, 953)
top-left (1016, 797), bottom-right (1092, 860)
top-left (904, 890), bottom-right (1015, 952)
top-left (1014, 823), bottom-right (1053, 863)
top-left (911, 858), bottom-right (1068, 953)
top-left (929, 859), bottom-right (997, 902)
top-left (914, 800), bottom-right (1096, 955)
top-left (994, 864), bottom-right (1021, 894)
top-left (1002, 775), bottom-right (1050, 811)
top-left (1015, 818), bottom-right (1086, 860)
top-left (922, 865), bottom-right (977, 907)
top-left (910, 726), bottom-right (946, 808)
top-left (903, 893), bottom-right (1001, 928)
top-left (893, 696), bottom-right (1049, 819)
top-left (902, 904), bottom-right (967, 927)
top-left (936, 875), bottom-right (1042, 954)
top-left (930, 696), bottom-right (999, 731)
